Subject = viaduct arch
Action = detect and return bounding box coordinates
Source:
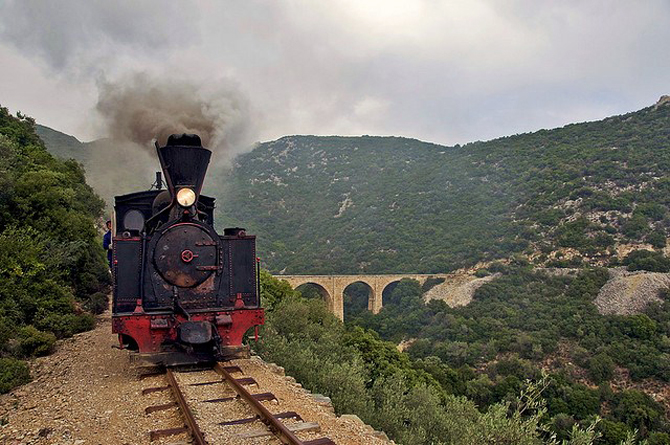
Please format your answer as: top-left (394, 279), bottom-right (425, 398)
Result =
top-left (274, 274), bottom-right (451, 321)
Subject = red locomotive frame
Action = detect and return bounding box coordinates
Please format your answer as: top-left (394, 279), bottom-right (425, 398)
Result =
top-left (112, 307), bottom-right (264, 360)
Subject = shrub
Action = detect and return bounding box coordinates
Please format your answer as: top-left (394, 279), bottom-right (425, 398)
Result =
top-left (588, 353), bottom-right (615, 384)
top-left (0, 107), bottom-right (109, 361)
top-left (488, 356), bottom-right (538, 381)
top-left (487, 261), bottom-right (509, 274)
top-left (613, 389), bottom-right (663, 431)
top-left (621, 314), bottom-right (657, 340)
top-left (16, 326), bottom-right (56, 357)
top-left (552, 413), bottom-right (576, 442)
top-left (0, 317), bottom-right (14, 351)
top-left (0, 358), bottom-right (31, 393)
top-left (596, 419), bottom-right (630, 445)
top-left (648, 432), bottom-right (670, 445)
top-left (565, 385), bottom-right (600, 419)
top-left (260, 270), bottom-right (300, 311)
top-left (85, 292), bottom-right (109, 315)
top-left (623, 250), bottom-right (670, 272)
top-left (35, 313), bottom-right (95, 339)
top-left (622, 215), bottom-right (650, 239)
top-left (465, 374), bottom-right (494, 408)
top-left (646, 231), bottom-right (667, 249)
top-left (635, 203), bottom-right (666, 221)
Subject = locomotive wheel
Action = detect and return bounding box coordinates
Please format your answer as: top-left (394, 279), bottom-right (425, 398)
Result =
top-left (153, 223), bottom-right (219, 288)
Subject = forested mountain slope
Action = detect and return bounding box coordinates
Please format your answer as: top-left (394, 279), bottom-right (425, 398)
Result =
top-left (39, 99), bottom-right (670, 274)
top-left (219, 99), bottom-right (670, 273)
top-left (36, 124), bottom-right (89, 163)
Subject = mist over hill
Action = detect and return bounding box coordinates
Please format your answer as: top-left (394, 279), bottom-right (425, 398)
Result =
top-left (38, 98), bottom-right (670, 274)
top-left (36, 125), bottom-right (159, 205)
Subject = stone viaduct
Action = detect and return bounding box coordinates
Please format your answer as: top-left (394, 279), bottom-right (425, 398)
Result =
top-left (273, 274), bottom-right (451, 321)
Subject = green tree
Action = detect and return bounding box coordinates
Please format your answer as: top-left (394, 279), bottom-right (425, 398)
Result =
top-left (0, 106), bottom-right (109, 393)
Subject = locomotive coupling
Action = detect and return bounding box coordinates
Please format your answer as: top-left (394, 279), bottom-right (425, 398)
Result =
top-left (178, 321), bottom-right (214, 345)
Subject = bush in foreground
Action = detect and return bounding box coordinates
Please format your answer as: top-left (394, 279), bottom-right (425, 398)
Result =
top-left (0, 358), bottom-right (31, 393)
top-left (16, 326), bottom-right (56, 357)
top-left (0, 106), bottom-right (110, 393)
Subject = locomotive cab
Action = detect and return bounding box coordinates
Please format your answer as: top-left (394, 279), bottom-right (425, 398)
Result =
top-left (111, 134), bottom-right (264, 365)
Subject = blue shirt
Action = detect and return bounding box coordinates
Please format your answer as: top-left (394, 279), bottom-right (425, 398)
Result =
top-left (103, 230), bottom-right (112, 263)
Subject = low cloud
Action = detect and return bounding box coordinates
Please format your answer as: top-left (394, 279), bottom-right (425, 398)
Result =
top-left (0, 0), bottom-right (198, 74)
top-left (1, 1), bottom-right (669, 146)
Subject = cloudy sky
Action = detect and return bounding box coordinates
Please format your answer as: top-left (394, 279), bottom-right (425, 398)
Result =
top-left (0, 0), bottom-right (668, 148)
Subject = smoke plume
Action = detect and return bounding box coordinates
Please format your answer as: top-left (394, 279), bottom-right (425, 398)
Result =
top-left (87, 73), bottom-right (255, 202)
top-left (96, 73), bottom-right (253, 157)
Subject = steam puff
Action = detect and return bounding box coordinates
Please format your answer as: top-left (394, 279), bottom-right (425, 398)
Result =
top-left (96, 73), bottom-right (252, 156)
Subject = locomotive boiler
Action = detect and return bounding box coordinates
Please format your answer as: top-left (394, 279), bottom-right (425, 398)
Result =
top-left (111, 133), bottom-right (264, 365)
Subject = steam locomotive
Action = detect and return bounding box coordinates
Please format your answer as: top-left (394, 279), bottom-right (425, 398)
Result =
top-left (111, 134), bottom-right (264, 365)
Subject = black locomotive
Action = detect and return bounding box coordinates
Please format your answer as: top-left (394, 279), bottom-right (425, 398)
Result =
top-left (111, 134), bottom-right (264, 365)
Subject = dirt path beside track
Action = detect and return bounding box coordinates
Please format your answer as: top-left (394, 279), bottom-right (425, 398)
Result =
top-left (0, 312), bottom-right (391, 445)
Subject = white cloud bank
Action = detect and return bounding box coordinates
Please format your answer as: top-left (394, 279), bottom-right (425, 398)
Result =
top-left (0, 0), bottom-right (668, 146)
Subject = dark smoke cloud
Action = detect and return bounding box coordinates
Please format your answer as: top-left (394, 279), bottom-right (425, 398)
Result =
top-left (87, 73), bottom-right (255, 203)
top-left (95, 73), bottom-right (254, 158)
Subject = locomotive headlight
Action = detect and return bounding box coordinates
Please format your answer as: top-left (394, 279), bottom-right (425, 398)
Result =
top-left (176, 188), bottom-right (196, 207)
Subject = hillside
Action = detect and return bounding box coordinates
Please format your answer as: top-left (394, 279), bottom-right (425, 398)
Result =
top-left (219, 98), bottom-right (670, 273)
top-left (35, 124), bottom-right (90, 163)
top-left (36, 125), bottom-right (163, 206)
top-left (38, 98), bottom-right (670, 274)
top-left (31, 101), bottom-right (670, 444)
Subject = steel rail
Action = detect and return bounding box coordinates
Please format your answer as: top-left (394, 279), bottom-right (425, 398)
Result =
top-left (165, 368), bottom-right (208, 445)
top-left (214, 362), bottom-right (306, 445)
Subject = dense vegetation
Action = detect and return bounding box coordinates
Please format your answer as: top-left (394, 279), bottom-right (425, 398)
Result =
top-left (217, 101), bottom-right (670, 273)
top-left (0, 107), bottom-right (110, 393)
top-left (340, 265), bottom-right (670, 444)
top-left (258, 272), bottom-right (663, 445)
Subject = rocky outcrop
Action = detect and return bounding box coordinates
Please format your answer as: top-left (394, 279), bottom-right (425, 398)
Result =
top-left (424, 273), bottom-right (501, 307)
top-left (654, 95), bottom-right (670, 109)
top-left (594, 268), bottom-right (670, 315)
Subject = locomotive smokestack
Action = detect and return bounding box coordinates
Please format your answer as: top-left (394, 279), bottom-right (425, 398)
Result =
top-left (156, 134), bottom-right (212, 201)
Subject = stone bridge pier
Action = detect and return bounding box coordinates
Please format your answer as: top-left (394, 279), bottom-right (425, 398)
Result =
top-left (274, 274), bottom-right (450, 321)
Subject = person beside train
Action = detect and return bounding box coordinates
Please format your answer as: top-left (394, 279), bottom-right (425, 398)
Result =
top-left (103, 220), bottom-right (113, 269)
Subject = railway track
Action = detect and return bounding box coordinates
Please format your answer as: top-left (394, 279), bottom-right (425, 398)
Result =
top-left (141, 361), bottom-right (335, 445)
